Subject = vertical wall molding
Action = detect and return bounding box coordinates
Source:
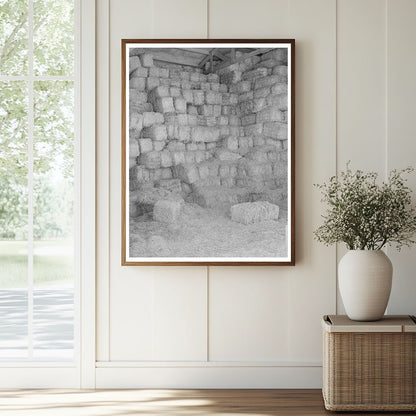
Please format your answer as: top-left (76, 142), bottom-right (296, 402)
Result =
top-left (96, 0), bottom-right (111, 362)
top-left (80, 0), bottom-right (96, 388)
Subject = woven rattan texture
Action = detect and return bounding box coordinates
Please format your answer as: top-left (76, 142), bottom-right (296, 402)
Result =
top-left (323, 331), bottom-right (416, 411)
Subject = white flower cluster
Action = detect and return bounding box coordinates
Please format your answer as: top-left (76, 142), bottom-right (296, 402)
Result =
top-left (314, 164), bottom-right (416, 250)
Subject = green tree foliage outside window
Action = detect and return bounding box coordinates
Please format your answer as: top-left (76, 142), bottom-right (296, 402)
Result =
top-left (0, 0), bottom-right (74, 240)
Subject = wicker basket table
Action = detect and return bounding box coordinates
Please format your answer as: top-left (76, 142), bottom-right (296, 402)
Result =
top-left (322, 315), bottom-right (416, 411)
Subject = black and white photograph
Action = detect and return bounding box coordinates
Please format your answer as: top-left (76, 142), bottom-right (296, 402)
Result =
top-left (122, 40), bottom-right (295, 265)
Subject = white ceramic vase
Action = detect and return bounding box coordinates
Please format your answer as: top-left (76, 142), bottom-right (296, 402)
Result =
top-left (338, 250), bottom-right (393, 321)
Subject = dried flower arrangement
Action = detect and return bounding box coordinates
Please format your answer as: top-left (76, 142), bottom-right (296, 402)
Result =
top-left (314, 164), bottom-right (416, 250)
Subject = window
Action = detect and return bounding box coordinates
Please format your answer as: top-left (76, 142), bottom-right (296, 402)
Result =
top-left (0, 0), bottom-right (77, 361)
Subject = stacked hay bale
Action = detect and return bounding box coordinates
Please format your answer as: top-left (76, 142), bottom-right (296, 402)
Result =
top-left (128, 47), bottom-right (288, 217)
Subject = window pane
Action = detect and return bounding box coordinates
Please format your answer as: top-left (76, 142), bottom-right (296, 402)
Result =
top-left (33, 288), bottom-right (74, 360)
top-left (0, 0), bottom-right (28, 76)
top-left (33, 80), bottom-right (74, 359)
top-left (0, 81), bottom-right (28, 359)
top-left (0, 289), bottom-right (28, 359)
top-left (33, 0), bottom-right (74, 76)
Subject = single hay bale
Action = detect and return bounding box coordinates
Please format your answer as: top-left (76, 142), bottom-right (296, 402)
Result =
top-left (244, 146), bottom-right (274, 163)
top-left (272, 65), bottom-right (288, 77)
top-left (221, 93), bottom-right (238, 106)
top-left (129, 155), bottom-right (137, 169)
top-left (217, 116), bottom-right (229, 126)
top-left (129, 48), bottom-right (146, 57)
top-left (206, 116), bottom-right (217, 126)
top-left (199, 105), bottom-right (214, 116)
top-left (154, 97), bottom-right (175, 113)
top-left (182, 89), bottom-right (194, 103)
top-left (207, 73), bottom-right (219, 82)
top-left (129, 112), bottom-right (143, 133)
top-left (191, 126), bottom-right (220, 143)
top-left (174, 97), bottom-right (187, 113)
top-left (223, 135), bottom-right (239, 152)
top-left (205, 91), bottom-right (222, 105)
top-left (189, 185), bottom-right (251, 209)
top-left (266, 93), bottom-right (288, 110)
top-left (242, 67), bottom-right (268, 80)
top-left (254, 86), bottom-right (271, 98)
top-left (153, 199), bottom-right (183, 223)
top-left (254, 75), bottom-right (282, 90)
top-left (146, 77), bottom-right (160, 91)
top-left (153, 141), bottom-right (165, 152)
top-left (149, 67), bottom-right (168, 78)
top-left (178, 126), bottom-right (191, 142)
top-left (239, 91), bottom-right (254, 102)
top-left (130, 102), bottom-right (153, 114)
top-left (170, 87), bottom-right (181, 97)
top-left (167, 141), bottom-right (186, 151)
top-left (142, 112), bottom-right (164, 127)
top-left (235, 80), bottom-right (252, 94)
top-left (241, 114), bottom-right (256, 126)
top-left (185, 152), bottom-right (195, 164)
top-left (188, 114), bottom-right (198, 125)
top-left (129, 89), bottom-right (147, 104)
top-left (230, 201), bottom-right (280, 225)
top-left (244, 123), bottom-right (263, 136)
top-left (149, 86), bottom-right (169, 99)
top-left (130, 166), bottom-right (150, 190)
top-left (261, 49), bottom-right (287, 64)
top-left (138, 138), bottom-right (152, 153)
top-left (193, 90), bottom-right (205, 105)
top-left (219, 84), bottom-right (228, 93)
top-left (130, 67), bottom-right (148, 78)
top-left (257, 106), bottom-right (286, 123)
top-left (160, 168), bottom-right (173, 179)
top-left (172, 151), bottom-right (186, 166)
top-left (140, 53), bottom-right (153, 67)
top-left (174, 163), bottom-right (200, 184)
top-left (271, 83), bottom-right (287, 95)
top-left (160, 150), bottom-right (173, 168)
top-left (263, 121), bottom-right (287, 139)
top-left (130, 187), bottom-right (183, 217)
top-left (139, 150), bottom-right (161, 169)
top-left (142, 125), bottom-right (167, 141)
top-left (228, 115), bottom-right (240, 126)
top-left (251, 189), bottom-right (286, 206)
top-left (130, 77), bottom-right (145, 90)
top-left (215, 148), bottom-right (241, 162)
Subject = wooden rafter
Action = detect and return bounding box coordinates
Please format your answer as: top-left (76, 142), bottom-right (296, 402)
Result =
top-left (198, 48), bottom-right (215, 68)
top-left (212, 50), bottom-right (227, 61)
top-left (214, 48), bottom-right (275, 71)
top-left (153, 57), bottom-right (201, 68)
top-left (180, 48), bottom-right (212, 55)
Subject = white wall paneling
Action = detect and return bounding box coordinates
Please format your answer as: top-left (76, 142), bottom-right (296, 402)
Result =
top-left (386, 0), bottom-right (416, 315)
top-left (336, 0), bottom-right (388, 314)
top-left (95, 0), bottom-right (416, 388)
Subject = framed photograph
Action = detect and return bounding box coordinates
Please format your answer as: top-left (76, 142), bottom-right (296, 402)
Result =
top-left (122, 39), bottom-right (295, 265)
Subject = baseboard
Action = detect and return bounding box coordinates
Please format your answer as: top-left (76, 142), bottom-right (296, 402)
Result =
top-left (95, 365), bottom-right (322, 388)
top-left (0, 367), bottom-right (80, 388)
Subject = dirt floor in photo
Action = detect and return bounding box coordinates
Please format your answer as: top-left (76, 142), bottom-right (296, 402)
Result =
top-left (129, 203), bottom-right (287, 258)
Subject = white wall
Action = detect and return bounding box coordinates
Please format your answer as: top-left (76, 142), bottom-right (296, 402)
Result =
top-left (95, 0), bottom-right (416, 388)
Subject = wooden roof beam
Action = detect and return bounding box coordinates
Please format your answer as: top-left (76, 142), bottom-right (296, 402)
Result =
top-left (214, 48), bottom-right (275, 71)
top-left (198, 48), bottom-right (215, 68)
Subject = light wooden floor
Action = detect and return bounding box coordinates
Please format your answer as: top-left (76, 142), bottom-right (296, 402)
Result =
top-left (0, 389), bottom-right (413, 415)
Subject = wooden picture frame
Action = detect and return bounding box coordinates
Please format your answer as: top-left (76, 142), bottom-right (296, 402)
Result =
top-left (122, 39), bottom-right (295, 265)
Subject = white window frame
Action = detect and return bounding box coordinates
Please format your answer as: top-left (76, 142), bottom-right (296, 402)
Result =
top-left (0, 0), bottom-right (95, 388)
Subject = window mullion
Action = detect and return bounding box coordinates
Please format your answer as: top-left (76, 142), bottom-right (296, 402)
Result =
top-left (27, 0), bottom-right (34, 359)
